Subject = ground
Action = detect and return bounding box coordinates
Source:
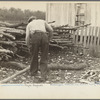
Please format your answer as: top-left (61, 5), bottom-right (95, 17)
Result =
top-left (0, 49), bottom-right (100, 84)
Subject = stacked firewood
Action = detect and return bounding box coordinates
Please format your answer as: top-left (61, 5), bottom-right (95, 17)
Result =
top-left (51, 23), bottom-right (91, 49)
top-left (0, 21), bottom-right (90, 61)
top-left (51, 25), bottom-right (75, 49)
top-left (0, 21), bottom-right (74, 61)
top-left (0, 21), bottom-right (27, 61)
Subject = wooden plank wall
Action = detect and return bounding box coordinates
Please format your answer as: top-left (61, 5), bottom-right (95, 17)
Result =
top-left (46, 3), bottom-right (76, 26)
top-left (74, 27), bottom-right (100, 57)
top-left (87, 3), bottom-right (100, 27)
top-left (46, 3), bottom-right (100, 26)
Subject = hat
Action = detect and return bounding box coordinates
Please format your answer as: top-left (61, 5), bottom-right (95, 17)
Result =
top-left (28, 16), bottom-right (36, 23)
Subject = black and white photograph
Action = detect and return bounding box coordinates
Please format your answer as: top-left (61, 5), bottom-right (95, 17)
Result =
top-left (0, 1), bottom-right (100, 99)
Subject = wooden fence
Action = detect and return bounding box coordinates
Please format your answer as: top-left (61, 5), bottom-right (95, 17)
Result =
top-left (73, 26), bottom-right (100, 57)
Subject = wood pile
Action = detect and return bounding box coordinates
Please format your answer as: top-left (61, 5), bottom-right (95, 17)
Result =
top-left (0, 21), bottom-right (90, 61)
top-left (51, 23), bottom-right (91, 49)
top-left (51, 26), bottom-right (75, 48)
top-left (0, 21), bottom-right (72, 61)
top-left (0, 21), bottom-right (27, 61)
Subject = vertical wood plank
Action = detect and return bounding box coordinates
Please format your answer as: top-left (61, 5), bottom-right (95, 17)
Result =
top-left (86, 27), bottom-right (90, 47)
top-left (71, 3), bottom-right (76, 26)
top-left (74, 29), bottom-right (79, 53)
top-left (90, 27), bottom-right (94, 46)
top-left (89, 27), bottom-right (94, 55)
top-left (93, 27), bottom-right (98, 56)
top-left (72, 30), bottom-right (76, 53)
top-left (93, 27), bottom-right (98, 46)
top-left (87, 27), bottom-right (91, 48)
top-left (83, 28), bottom-right (87, 54)
top-left (97, 27), bottom-right (100, 54)
top-left (72, 30), bottom-right (75, 43)
top-left (86, 4), bottom-right (91, 24)
top-left (80, 28), bottom-right (84, 44)
top-left (75, 29), bottom-right (79, 45)
top-left (90, 4), bottom-right (96, 26)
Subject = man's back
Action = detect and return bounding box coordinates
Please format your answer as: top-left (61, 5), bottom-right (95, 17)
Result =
top-left (27, 19), bottom-right (46, 32)
top-left (26, 18), bottom-right (53, 46)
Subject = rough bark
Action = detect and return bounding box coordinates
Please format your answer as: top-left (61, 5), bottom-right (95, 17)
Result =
top-left (0, 41), bottom-right (16, 46)
top-left (0, 32), bottom-right (15, 40)
top-left (0, 22), bottom-right (25, 28)
top-left (0, 49), bottom-right (13, 54)
top-left (48, 62), bottom-right (89, 70)
top-left (1, 61), bottom-right (88, 71)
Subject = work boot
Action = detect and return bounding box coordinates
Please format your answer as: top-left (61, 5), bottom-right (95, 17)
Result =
top-left (30, 71), bottom-right (39, 76)
top-left (33, 77), bottom-right (45, 83)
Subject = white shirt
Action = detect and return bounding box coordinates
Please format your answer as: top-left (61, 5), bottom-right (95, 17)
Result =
top-left (26, 19), bottom-right (53, 47)
top-left (26, 19), bottom-right (46, 33)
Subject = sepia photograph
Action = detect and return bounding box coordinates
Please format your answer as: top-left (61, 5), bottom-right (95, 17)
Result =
top-left (0, 1), bottom-right (100, 99)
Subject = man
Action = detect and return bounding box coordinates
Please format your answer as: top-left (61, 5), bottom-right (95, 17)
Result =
top-left (26, 16), bottom-right (53, 82)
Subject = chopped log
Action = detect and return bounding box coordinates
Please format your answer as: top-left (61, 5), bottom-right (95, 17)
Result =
top-left (0, 61), bottom-right (26, 70)
top-left (4, 28), bottom-right (25, 36)
top-left (8, 61), bottom-right (26, 69)
top-left (0, 21), bottom-right (25, 28)
top-left (4, 23), bottom-right (25, 28)
top-left (0, 22), bottom-right (8, 27)
top-left (53, 24), bottom-right (68, 29)
top-left (49, 44), bottom-right (64, 49)
top-left (15, 54), bottom-right (25, 59)
top-left (0, 41), bottom-right (16, 46)
top-left (0, 27), bottom-right (7, 32)
top-left (15, 41), bottom-right (25, 43)
top-left (54, 23), bottom-right (91, 30)
top-left (52, 39), bottom-right (72, 41)
top-left (15, 41), bottom-right (26, 46)
top-left (16, 26), bottom-right (26, 30)
top-left (0, 66), bottom-right (30, 84)
top-left (53, 36), bottom-right (61, 39)
top-left (57, 41), bottom-right (72, 44)
top-left (1, 61), bottom-right (88, 71)
top-left (15, 41), bottom-right (26, 47)
top-left (48, 62), bottom-right (88, 70)
top-left (19, 46), bottom-right (28, 51)
top-left (0, 49), bottom-right (13, 54)
top-left (0, 32), bottom-right (15, 40)
top-left (0, 53), bottom-right (12, 58)
top-left (0, 53), bottom-right (12, 61)
top-left (48, 21), bottom-right (55, 24)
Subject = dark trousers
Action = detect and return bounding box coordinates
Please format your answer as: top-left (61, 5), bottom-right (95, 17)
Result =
top-left (30, 32), bottom-right (49, 78)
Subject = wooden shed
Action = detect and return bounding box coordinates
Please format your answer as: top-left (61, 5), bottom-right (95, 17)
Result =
top-left (46, 3), bottom-right (76, 26)
top-left (46, 3), bottom-right (100, 57)
top-left (46, 3), bottom-right (100, 27)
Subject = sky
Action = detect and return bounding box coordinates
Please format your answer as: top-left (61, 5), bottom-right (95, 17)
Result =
top-left (0, 1), bottom-right (47, 11)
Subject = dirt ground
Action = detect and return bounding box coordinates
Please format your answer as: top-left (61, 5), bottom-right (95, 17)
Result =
top-left (0, 49), bottom-right (100, 84)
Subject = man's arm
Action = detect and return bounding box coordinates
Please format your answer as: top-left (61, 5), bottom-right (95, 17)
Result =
top-left (45, 22), bottom-right (53, 40)
top-left (25, 25), bottom-right (31, 48)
